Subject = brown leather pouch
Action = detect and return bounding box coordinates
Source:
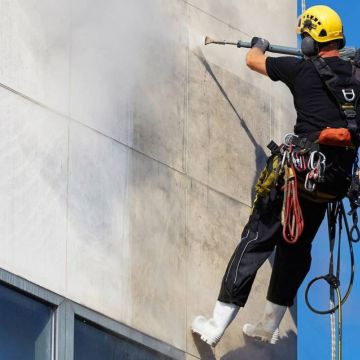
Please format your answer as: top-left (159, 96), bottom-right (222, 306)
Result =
top-left (318, 127), bottom-right (353, 147)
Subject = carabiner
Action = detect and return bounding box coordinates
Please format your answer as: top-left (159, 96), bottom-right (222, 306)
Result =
top-left (350, 225), bottom-right (360, 243)
top-left (281, 149), bottom-right (288, 170)
top-left (307, 151), bottom-right (326, 170)
top-left (307, 152), bottom-right (315, 170)
top-left (350, 211), bottom-right (360, 242)
top-left (284, 133), bottom-right (297, 147)
top-left (295, 153), bottom-right (307, 172)
top-left (305, 171), bottom-right (316, 192)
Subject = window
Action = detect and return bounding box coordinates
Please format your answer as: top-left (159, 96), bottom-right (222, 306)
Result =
top-left (0, 269), bottom-right (182, 360)
top-left (74, 317), bottom-right (172, 360)
top-left (0, 283), bottom-right (54, 360)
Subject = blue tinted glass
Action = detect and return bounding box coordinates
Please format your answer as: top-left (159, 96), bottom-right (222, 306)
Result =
top-left (0, 284), bottom-right (53, 360)
top-left (74, 318), bottom-right (172, 360)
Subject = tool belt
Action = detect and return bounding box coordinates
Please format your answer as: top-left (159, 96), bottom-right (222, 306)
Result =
top-left (254, 133), bottom-right (338, 243)
top-left (286, 135), bottom-right (320, 152)
top-left (254, 131), bottom-right (356, 243)
top-left (255, 134), bottom-right (330, 243)
top-left (267, 134), bottom-right (326, 192)
top-left (289, 131), bottom-right (356, 202)
top-left (255, 135), bottom-right (324, 202)
top-left (255, 132), bottom-right (356, 206)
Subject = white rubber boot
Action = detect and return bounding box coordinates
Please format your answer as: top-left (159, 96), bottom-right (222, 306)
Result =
top-left (191, 301), bottom-right (240, 347)
top-left (242, 300), bottom-right (287, 344)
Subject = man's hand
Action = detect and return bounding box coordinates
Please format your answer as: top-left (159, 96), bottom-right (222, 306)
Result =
top-left (250, 37), bottom-right (270, 54)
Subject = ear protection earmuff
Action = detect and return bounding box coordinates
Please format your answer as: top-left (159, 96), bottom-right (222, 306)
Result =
top-left (301, 36), bottom-right (319, 57)
top-left (338, 26), bottom-right (346, 49)
top-left (339, 35), bottom-right (346, 49)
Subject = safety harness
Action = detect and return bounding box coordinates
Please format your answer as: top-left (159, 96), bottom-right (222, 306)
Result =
top-left (253, 56), bottom-right (360, 358)
top-left (258, 56), bottom-right (360, 244)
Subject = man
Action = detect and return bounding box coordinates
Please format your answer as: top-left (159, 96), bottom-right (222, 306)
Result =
top-left (192, 5), bottom-right (359, 346)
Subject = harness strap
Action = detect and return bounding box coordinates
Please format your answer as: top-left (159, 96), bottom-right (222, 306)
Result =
top-left (288, 135), bottom-right (320, 152)
top-left (311, 56), bottom-right (360, 142)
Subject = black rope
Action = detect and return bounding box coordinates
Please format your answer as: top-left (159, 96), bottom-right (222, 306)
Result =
top-left (304, 199), bottom-right (355, 360)
top-left (347, 155), bottom-right (360, 242)
top-left (349, 206), bottom-right (360, 242)
top-left (305, 200), bottom-right (355, 315)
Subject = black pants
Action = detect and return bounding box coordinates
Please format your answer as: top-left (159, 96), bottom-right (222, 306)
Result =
top-left (218, 193), bottom-right (327, 307)
top-left (218, 145), bottom-right (356, 307)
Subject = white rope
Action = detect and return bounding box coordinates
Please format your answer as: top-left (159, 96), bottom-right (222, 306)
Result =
top-left (302, 0), bottom-right (306, 13)
top-left (330, 300), bottom-right (336, 360)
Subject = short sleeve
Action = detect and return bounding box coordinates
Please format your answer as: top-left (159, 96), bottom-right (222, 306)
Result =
top-left (266, 56), bottom-right (303, 90)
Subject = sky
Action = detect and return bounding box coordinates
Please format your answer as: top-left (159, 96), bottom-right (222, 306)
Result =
top-left (297, 2), bottom-right (360, 359)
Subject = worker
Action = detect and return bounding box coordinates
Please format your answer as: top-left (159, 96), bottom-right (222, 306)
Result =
top-left (192, 5), bottom-right (359, 346)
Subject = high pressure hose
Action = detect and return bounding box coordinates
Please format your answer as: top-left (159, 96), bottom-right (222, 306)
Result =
top-left (330, 299), bottom-right (336, 360)
top-left (336, 287), bottom-right (343, 360)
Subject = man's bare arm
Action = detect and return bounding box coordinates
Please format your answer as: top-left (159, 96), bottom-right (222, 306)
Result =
top-left (246, 37), bottom-right (270, 76)
top-left (246, 48), bottom-right (268, 76)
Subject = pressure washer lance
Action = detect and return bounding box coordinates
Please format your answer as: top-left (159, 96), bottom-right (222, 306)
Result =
top-left (204, 36), bottom-right (357, 60)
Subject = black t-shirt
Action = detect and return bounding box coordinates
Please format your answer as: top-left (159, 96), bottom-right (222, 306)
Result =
top-left (266, 56), bottom-right (353, 137)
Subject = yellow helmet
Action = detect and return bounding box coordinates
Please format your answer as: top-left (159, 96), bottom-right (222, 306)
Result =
top-left (297, 5), bottom-right (344, 44)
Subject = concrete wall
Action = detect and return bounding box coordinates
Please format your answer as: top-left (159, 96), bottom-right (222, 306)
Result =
top-left (0, 0), bottom-right (297, 358)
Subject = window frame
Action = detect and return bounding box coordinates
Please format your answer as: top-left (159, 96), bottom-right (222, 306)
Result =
top-left (0, 268), bottom-right (184, 360)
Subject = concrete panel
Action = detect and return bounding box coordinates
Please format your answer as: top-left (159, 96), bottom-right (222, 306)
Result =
top-left (187, 6), bottom-right (271, 205)
top-left (0, 88), bottom-right (68, 294)
top-left (67, 124), bottom-right (187, 349)
top-left (187, 0), bottom-right (297, 46)
top-left (186, 180), bottom-right (249, 357)
top-left (128, 151), bottom-right (187, 350)
top-left (70, 0), bottom-right (187, 171)
top-left (0, 0), bottom-right (70, 113)
top-left (67, 122), bottom-right (131, 324)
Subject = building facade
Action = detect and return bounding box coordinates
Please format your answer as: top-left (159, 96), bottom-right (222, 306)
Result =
top-left (0, 0), bottom-right (297, 359)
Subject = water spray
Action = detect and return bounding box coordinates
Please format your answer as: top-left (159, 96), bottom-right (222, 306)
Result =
top-left (204, 36), bottom-right (357, 60)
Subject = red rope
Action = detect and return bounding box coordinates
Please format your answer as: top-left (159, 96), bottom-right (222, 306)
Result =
top-left (282, 164), bottom-right (304, 244)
